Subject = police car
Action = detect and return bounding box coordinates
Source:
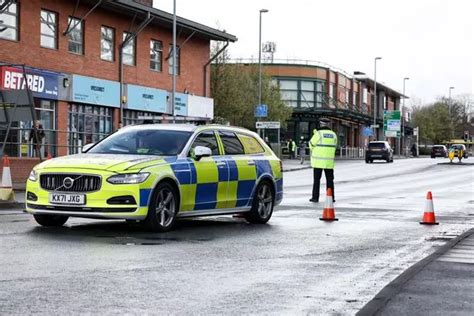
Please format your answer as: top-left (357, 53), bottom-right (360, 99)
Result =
top-left (25, 125), bottom-right (283, 232)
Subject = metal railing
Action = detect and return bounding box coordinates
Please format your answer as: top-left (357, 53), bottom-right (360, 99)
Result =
top-left (338, 147), bottom-right (365, 159)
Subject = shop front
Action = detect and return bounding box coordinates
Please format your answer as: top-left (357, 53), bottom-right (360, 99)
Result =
top-left (0, 65), bottom-right (60, 158)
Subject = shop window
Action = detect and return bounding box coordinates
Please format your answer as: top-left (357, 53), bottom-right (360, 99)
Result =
top-left (279, 80), bottom-right (297, 90)
top-left (67, 17), bottom-right (83, 54)
top-left (168, 44), bottom-right (180, 75)
top-left (122, 32), bottom-right (135, 66)
top-left (40, 10), bottom-right (57, 49)
top-left (150, 39), bottom-right (163, 71)
top-left (123, 110), bottom-right (154, 126)
top-left (0, 1), bottom-right (18, 41)
top-left (101, 26), bottom-right (114, 61)
top-left (68, 104), bottom-right (113, 154)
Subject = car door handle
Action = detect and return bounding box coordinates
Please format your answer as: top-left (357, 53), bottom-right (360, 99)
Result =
top-left (247, 160), bottom-right (255, 166)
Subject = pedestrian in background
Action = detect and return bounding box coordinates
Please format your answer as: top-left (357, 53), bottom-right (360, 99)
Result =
top-left (299, 136), bottom-right (306, 164)
top-left (309, 119), bottom-right (337, 203)
top-left (287, 138), bottom-right (293, 159)
top-left (29, 120), bottom-right (45, 158)
top-left (291, 139), bottom-right (297, 159)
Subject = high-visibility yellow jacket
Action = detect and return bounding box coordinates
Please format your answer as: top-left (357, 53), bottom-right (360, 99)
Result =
top-left (309, 128), bottom-right (337, 169)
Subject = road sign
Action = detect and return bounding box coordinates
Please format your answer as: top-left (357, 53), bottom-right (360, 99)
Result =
top-left (362, 126), bottom-right (374, 137)
top-left (254, 104), bottom-right (268, 118)
top-left (383, 110), bottom-right (401, 138)
top-left (370, 124), bottom-right (380, 129)
top-left (256, 121), bottom-right (280, 129)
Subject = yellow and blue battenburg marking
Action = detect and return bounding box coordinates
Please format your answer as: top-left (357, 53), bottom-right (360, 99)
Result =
top-left (136, 155), bottom-right (284, 213)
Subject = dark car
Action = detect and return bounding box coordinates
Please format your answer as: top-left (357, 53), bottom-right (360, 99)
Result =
top-left (431, 145), bottom-right (448, 158)
top-left (365, 141), bottom-right (394, 163)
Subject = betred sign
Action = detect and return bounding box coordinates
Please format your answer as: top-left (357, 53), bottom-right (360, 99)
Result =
top-left (0, 66), bottom-right (59, 100)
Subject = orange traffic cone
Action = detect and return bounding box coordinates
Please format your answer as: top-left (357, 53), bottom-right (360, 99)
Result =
top-left (320, 188), bottom-right (338, 221)
top-left (0, 155), bottom-right (15, 201)
top-left (1, 155), bottom-right (12, 188)
top-left (420, 191), bottom-right (439, 225)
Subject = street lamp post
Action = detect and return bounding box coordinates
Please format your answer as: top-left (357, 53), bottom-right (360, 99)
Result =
top-left (401, 77), bottom-right (409, 156)
top-left (373, 57), bottom-right (382, 139)
top-left (258, 9), bottom-right (269, 112)
top-left (171, 0), bottom-right (177, 123)
top-left (448, 86), bottom-right (454, 116)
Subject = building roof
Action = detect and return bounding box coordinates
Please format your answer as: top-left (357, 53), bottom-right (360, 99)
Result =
top-left (354, 76), bottom-right (408, 98)
top-left (83, 0), bottom-right (237, 42)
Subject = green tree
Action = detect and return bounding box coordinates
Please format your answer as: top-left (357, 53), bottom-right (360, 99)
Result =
top-left (412, 95), bottom-right (473, 144)
top-left (210, 44), bottom-right (291, 130)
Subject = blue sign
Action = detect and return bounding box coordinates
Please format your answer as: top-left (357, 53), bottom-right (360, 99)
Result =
top-left (127, 84), bottom-right (168, 113)
top-left (173, 93), bottom-right (188, 116)
top-left (255, 104), bottom-right (268, 118)
top-left (72, 75), bottom-right (120, 107)
top-left (1, 66), bottom-right (59, 100)
top-left (362, 126), bottom-right (374, 137)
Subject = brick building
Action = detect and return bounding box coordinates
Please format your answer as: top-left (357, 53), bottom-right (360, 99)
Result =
top-left (243, 61), bottom-right (409, 151)
top-left (0, 0), bottom-right (236, 186)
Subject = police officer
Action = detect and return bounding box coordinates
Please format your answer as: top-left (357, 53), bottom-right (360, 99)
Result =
top-left (309, 119), bottom-right (337, 203)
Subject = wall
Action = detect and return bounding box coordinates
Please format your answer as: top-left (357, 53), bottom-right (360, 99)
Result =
top-left (1, 157), bottom-right (40, 189)
top-left (0, 0), bottom-right (210, 97)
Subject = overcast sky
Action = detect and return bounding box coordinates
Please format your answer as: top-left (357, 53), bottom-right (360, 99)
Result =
top-left (156, 0), bottom-right (473, 105)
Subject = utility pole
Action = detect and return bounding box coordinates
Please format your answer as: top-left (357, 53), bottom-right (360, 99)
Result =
top-left (373, 57), bottom-right (382, 139)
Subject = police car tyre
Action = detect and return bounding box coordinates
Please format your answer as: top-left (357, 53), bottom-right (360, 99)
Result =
top-left (33, 214), bottom-right (69, 227)
top-left (245, 180), bottom-right (274, 224)
top-left (145, 182), bottom-right (178, 232)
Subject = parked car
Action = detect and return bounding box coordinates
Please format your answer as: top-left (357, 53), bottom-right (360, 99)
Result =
top-left (25, 124), bottom-right (283, 232)
top-left (431, 145), bottom-right (448, 158)
top-left (365, 141), bottom-right (394, 163)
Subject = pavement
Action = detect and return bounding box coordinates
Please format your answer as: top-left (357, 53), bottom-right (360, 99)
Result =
top-left (358, 228), bottom-right (474, 316)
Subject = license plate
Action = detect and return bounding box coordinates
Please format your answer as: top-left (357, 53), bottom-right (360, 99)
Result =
top-left (372, 155), bottom-right (382, 158)
top-left (49, 193), bottom-right (85, 205)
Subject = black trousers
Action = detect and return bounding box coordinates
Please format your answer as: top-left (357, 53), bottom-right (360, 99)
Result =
top-left (312, 168), bottom-right (335, 202)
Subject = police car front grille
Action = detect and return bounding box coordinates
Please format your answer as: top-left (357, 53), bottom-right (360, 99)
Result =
top-left (40, 174), bottom-right (101, 192)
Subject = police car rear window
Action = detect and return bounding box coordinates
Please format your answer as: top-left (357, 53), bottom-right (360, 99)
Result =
top-left (219, 131), bottom-right (245, 155)
top-left (238, 134), bottom-right (265, 154)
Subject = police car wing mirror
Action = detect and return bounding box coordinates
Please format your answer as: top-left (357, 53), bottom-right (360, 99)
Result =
top-left (194, 146), bottom-right (212, 161)
top-left (82, 143), bottom-right (95, 153)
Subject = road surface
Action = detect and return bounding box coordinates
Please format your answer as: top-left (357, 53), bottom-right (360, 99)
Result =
top-left (0, 158), bottom-right (472, 314)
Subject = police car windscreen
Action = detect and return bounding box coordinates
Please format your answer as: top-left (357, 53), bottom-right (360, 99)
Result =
top-left (89, 129), bottom-right (192, 156)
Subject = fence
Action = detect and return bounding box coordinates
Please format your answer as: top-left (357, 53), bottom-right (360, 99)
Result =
top-left (338, 147), bottom-right (365, 159)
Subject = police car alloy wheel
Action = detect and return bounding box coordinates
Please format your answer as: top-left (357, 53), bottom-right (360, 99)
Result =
top-left (145, 182), bottom-right (178, 232)
top-left (33, 214), bottom-right (69, 227)
top-left (245, 181), bottom-right (274, 224)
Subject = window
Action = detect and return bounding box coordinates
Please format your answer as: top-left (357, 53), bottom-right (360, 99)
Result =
top-left (68, 104), bottom-right (113, 154)
top-left (329, 84), bottom-right (335, 99)
top-left (300, 81), bottom-right (315, 108)
top-left (0, 1), bottom-right (18, 41)
top-left (363, 88), bottom-right (368, 103)
top-left (122, 32), bottom-right (135, 65)
top-left (150, 39), bottom-right (163, 71)
top-left (238, 134), bottom-right (264, 154)
top-left (191, 131), bottom-right (219, 155)
top-left (345, 90), bottom-right (350, 103)
top-left (101, 26), bottom-right (114, 61)
top-left (168, 44), bottom-right (180, 75)
top-left (40, 10), bottom-right (57, 49)
top-left (123, 110), bottom-right (153, 126)
top-left (67, 17), bottom-right (83, 54)
top-left (89, 129), bottom-right (191, 156)
top-left (279, 79), bottom-right (298, 108)
top-left (219, 131), bottom-right (244, 155)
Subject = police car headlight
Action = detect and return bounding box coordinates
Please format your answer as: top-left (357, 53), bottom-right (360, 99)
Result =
top-left (28, 170), bottom-right (38, 182)
top-left (107, 173), bottom-right (150, 184)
